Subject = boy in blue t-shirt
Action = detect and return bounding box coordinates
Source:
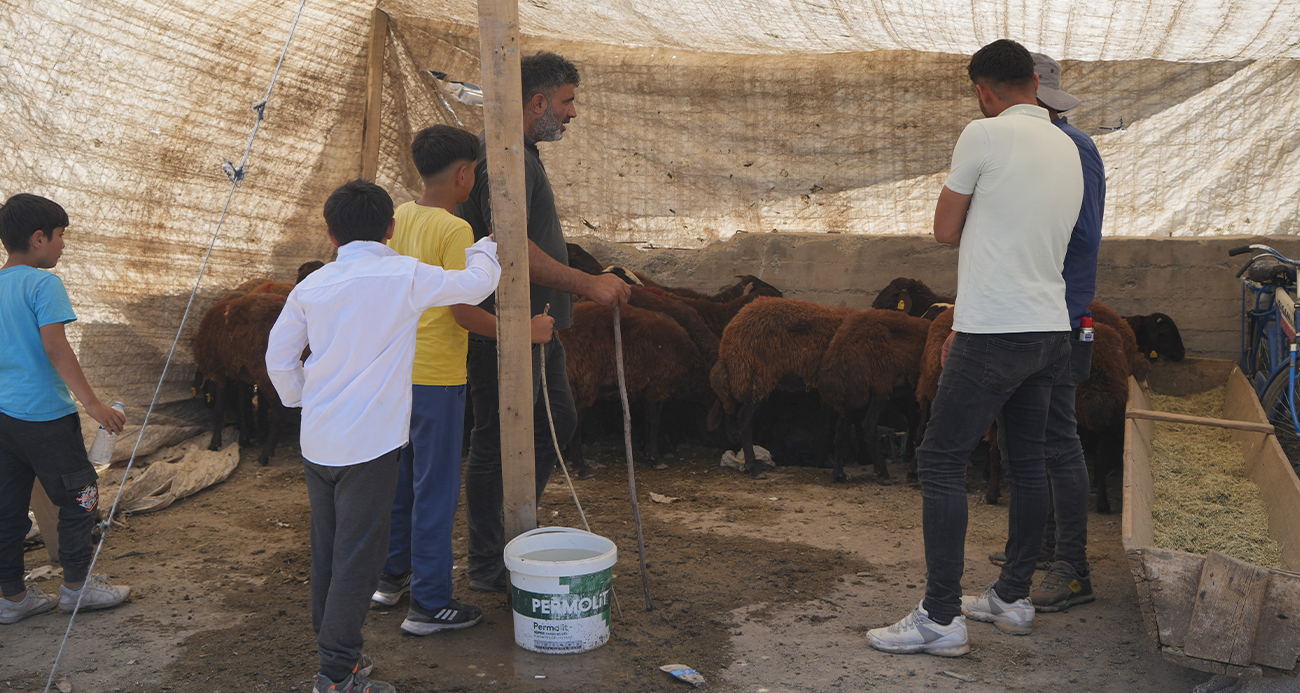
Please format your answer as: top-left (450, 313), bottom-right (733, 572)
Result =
top-left (0, 194), bottom-right (130, 625)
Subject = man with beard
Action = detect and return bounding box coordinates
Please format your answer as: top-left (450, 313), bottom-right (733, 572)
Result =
top-left (456, 51), bottom-right (631, 593)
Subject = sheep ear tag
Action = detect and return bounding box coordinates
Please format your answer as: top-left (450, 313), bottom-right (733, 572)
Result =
top-left (896, 300), bottom-right (905, 310)
top-left (1150, 351), bottom-right (1158, 359)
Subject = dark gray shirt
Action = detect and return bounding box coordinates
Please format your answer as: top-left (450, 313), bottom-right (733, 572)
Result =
top-left (456, 134), bottom-right (572, 333)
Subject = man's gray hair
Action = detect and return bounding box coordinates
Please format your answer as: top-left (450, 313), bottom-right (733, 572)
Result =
top-left (521, 51), bottom-right (580, 101)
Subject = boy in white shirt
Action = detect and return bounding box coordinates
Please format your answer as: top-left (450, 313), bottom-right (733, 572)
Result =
top-left (267, 179), bottom-right (500, 693)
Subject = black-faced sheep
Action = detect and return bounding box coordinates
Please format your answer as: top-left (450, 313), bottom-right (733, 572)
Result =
top-left (559, 302), bottom-right (710, 477)
top-left (710, 298), bottom-right (861, 478)
top-left (872, 278), bottom-right (955, 318)
top-left (1124, 312), bottom-right (1186, 362)
top-left (634, 273), bottom-right (783, 304)
top-left (818, 309), bottom-right (931, 482)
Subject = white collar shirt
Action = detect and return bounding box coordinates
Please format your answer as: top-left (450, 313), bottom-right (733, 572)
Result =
top-left (266, 238), bottom-right (500, 466)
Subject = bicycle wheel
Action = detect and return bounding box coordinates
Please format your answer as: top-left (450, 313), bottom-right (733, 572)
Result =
top-left (1258, 371), bottom-right (1300, 477)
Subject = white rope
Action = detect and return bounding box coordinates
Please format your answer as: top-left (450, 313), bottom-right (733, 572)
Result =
top-left (43, 2), bottom-right (310, 689)
top-left (537, 305), bottom-right (622, 618)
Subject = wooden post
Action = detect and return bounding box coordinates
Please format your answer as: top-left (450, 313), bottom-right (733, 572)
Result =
top-left (477, 0), bottom-right (536, 539)
top-left (360, 8), bottom-right (388, 181)
top-left (31, 479), bottom-right (61, 563)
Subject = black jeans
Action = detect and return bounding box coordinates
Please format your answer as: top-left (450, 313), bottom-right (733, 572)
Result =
top-left (464, 336), bottom-right (576, 587)
top-left (0, 412), bottom-right (99, 596)
top-left (1040, 338), bottom-right (1093, 573)
top-left (918, 331), bottom-right (1070, 624)
top-left (303, 449), bottom-right (399, 682)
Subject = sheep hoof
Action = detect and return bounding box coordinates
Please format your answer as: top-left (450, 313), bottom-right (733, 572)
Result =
top-left (984, 495), bottom-right (1000, 505)
top-left (876, 476), bottom-right (894, 486)
top-left (653, 462), bottom-right (668, 471)
top-left (259, 457), bottom-right (270, 467)
top-left (576, 469), bottom-right (594, 481)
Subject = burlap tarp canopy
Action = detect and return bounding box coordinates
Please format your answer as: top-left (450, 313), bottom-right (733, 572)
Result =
top-left (2, 0), bottom-right (1298, 455)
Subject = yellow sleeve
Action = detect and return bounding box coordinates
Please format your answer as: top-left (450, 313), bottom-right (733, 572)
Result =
top-left (440, 218), bottom-right (473, 272)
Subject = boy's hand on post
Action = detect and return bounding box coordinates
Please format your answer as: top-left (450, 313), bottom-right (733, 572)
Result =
top-left (531, 314), bottom-right (555, 343)
top-left (88, 401), bottom-right (126, 435)
top-left (586, 273), bottom-right (632, 307)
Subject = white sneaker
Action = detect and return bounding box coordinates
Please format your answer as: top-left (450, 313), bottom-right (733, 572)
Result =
top-left (0, 586), bottom-right (56, 624)
top-left (59, 574), bottom-right (130, 612)
top-left (867, 602), bottom-right (970, 657)
top-left (961, 584), bottom-right (1034, 634)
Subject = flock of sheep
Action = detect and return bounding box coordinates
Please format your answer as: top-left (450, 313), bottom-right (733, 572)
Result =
top-left (190, 244), bottom-right (1185, 510)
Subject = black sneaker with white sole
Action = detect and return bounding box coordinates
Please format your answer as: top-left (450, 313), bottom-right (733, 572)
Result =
top-left (371, 571), bottom-right (411, 606)
top-left (401, 598), bottom-right (482, 635)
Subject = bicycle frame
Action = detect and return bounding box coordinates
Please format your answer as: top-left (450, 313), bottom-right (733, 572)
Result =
top-left (1236, 245), bottom-right (1300, 437)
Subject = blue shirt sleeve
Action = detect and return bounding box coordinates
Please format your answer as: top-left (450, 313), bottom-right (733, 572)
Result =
top-left (34, 273), bottom-right (77, 327)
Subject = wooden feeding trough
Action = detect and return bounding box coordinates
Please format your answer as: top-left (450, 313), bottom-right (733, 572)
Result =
top-left (1125, 357), bottom-right (1300, 675)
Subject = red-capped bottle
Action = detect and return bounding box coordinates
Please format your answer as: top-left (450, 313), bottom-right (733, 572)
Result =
top-left (1080, 316), bottom-right (1095, 342)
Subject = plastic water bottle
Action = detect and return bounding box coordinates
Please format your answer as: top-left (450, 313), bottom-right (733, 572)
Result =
top-left (88, 402), bottom-right (126, 466)
top-left (1080, 317), bottom-right (1095, 342)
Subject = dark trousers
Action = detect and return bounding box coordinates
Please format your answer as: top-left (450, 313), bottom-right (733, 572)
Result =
top-left (0, 412), bottom-right (98, 596)
top-left (303, 450), bottom-right (400, 682)
top-left (383, 385), bottom-right (466, 610)
top-left (918, 331), bottom-right (1070, 624)
top-left (1040, 338), bottom-right (1093, 573)
top-left (464, 336), bottom-right (576, 587)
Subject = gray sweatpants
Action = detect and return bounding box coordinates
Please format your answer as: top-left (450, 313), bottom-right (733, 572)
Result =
top-left (303, 449), bottom-right (400, 682)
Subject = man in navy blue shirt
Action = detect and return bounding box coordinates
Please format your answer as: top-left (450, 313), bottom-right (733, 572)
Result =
top-left (1016, 52), bottom-right (1107, 612)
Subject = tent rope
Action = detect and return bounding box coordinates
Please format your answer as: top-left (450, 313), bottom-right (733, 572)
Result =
top-left (43, 1), bottom-right (310, 690)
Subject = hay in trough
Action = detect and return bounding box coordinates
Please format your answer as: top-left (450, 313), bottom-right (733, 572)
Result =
top-left (1148, 386), bottom-right (1282, 568)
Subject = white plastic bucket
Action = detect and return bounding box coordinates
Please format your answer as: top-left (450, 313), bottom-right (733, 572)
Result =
top-left (503, 527), bottom-right (617, 654)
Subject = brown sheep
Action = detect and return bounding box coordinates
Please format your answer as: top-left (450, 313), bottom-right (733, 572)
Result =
top-left (872, 278), bottom-right (955, 318)
top-left (1077, 322), bottom-right (1131, 513)
top-left (627, 286), bottom-right (719, 363)
top-left (634, 273), bottom-right (783, 304)
top-left (559, 302), bottom-right (710, 477)
top-left (192, 292), bottom-right (290, 466)
top-left (1089, 300), bottom-right (1149, 382)
top-left (710, 298), bottom-right (861, 478)
top-left (819, 309), bottom-right (931, 482)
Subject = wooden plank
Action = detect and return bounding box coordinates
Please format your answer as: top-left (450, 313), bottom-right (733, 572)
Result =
top-left (1221, 367), bottom-right (1300, 572)
top-left (360, 8), bottom-right (388, 181)
top-left (1127, 550), bottom-right (1165, 655)
top-left (1251, 569), bottom-right (1300, 671)
top-left (30, 479), bottom-right (61, 563)
top-left (1183, 551), bottom-right (1270, 666)
top-left (1125, 408), bottom-right (1276, 434)
top-left (1123, 377), bottom-right (1156, 551)
top-left (1141, 547), bottom-right (1207, 647)
top-left (477, 0), bottom-right (536, 540)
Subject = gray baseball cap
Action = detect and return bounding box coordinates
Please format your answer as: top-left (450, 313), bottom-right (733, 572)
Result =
top-left (1031, 52), bottom-right (1081, 112)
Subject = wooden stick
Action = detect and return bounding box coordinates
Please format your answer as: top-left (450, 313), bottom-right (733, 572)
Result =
top-left (360, 8), bottom-right (388, 181)
top-left (1125, 408), bottom-right (1275, 434)
top-left (613, 306), bottom-right (653, 611)
top-left (477, 0), bottom-right (537, 540)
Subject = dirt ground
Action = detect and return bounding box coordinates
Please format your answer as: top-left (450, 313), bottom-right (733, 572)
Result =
top-left (3, 431), bottom-right (1232, 693)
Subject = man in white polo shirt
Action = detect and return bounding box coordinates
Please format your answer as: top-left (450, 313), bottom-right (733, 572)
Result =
top-left (868, 39), bottom-right (1083, 657)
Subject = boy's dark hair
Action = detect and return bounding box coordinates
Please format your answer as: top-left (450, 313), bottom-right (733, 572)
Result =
top-left (521, 51), bottom-right (580, 102)
top-left (322, 180), bottom-right (394, 245)
top-left (967, 39), bottom-right (1035, 94)
top-left (0, 193), bottom-right (69, 253)
top-left (411, 125), bottom-right (482, 179)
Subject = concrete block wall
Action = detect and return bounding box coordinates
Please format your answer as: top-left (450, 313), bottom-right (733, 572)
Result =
top-left (574, 233), bottom-right (1300, 361)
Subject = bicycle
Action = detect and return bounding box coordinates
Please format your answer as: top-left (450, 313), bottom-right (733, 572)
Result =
top-left (1231, 243), bottom-right (1300, 470)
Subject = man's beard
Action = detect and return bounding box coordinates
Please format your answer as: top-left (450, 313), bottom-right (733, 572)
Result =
top-left (533, 104), bottom-right (566, 141)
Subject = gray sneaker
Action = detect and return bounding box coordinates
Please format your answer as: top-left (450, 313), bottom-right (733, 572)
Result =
top-left (401, 598), bottom-right (482, 635)
top-left (0, 586), bottom-right (56, 624)
top-left (312, 671), bottom-right (394, 693)
top-left (59, 574), bottom-right (130, 612)
top-left (371, 571), bottom-right (410, 606)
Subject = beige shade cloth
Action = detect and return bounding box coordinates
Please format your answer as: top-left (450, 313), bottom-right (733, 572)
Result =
top-left (1, 0), bottom-right (1298, 437)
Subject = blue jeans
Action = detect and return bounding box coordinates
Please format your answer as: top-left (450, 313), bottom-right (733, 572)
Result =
top-left (918, 331), bottom-right (1070, 624)
top-left (383, 385), bottom-right (466, 610)
top-left (1041, 338), bottom-right (1092, 574)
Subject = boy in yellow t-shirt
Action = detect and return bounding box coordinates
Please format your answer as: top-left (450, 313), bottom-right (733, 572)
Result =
top-left (370, 125), bottom-right (549, 635)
